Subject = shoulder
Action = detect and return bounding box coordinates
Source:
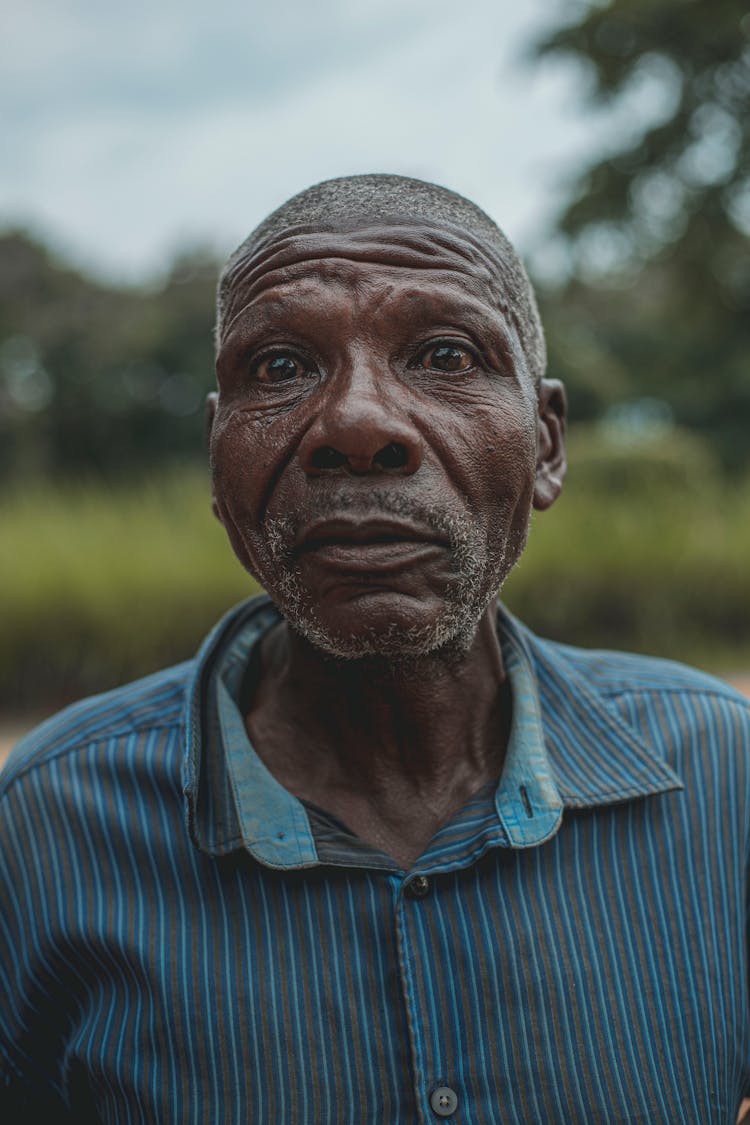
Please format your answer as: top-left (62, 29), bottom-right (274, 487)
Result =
top-left (542, 638), bottom-right (748, 709)
top-left (530, 632), bottom-right (750, 777)
top-left (0, 661), bottom-right (193, 798)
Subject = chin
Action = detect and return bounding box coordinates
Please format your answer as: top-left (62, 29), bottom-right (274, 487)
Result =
top-left (293, 606), bottom-right (484, 662)
top-left (269, 568), bottom-right (497, 663)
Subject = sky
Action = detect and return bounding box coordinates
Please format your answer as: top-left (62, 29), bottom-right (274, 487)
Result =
top-left (2, 0), bottom-right (628, 282)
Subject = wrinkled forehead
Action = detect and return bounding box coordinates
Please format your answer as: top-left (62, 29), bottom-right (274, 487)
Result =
top-left (218, 218), bottom-right (517, 343)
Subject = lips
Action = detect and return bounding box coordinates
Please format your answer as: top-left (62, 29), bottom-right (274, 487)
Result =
top-left (293, 517), bottom-right (450, 571)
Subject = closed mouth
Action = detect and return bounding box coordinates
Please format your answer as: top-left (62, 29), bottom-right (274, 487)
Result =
top-left (294, 518), bottom-right (450, 556)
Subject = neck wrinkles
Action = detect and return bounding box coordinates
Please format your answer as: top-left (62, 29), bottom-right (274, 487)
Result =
top-left (258, 605), bottom-right (509, 791)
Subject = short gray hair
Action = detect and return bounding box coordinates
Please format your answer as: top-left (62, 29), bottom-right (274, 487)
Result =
top-left (217, 173), bottom-right (546, 384)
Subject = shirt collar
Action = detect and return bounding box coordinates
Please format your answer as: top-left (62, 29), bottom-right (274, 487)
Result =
top-left (184, 596), bottom-right (682, 866)
top-left (497, 605), bottom-right (684, 809)
top-left (493, 625), bottom-right (563, 847)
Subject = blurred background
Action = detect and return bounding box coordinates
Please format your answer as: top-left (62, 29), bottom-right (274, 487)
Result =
top-left (1, 0), bottom-right (749, 734)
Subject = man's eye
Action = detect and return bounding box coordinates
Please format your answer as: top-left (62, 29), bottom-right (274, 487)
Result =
top-left (251, 353), bottom-right (309, 383)
top-left (416, 343), bottom-right (478, 373)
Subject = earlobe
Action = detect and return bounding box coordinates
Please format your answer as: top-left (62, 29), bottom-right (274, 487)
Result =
top-left (533, 378), bottom-right (567, 511)
top-left (205, 392), bottom-right (218, 439)
top-left (205, 392), bottom-right (222, 523)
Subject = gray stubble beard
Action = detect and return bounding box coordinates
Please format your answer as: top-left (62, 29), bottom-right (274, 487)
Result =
top-left (248, 489), bottom-right (530, 663)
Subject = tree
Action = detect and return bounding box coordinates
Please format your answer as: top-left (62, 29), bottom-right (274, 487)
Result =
top-left (0, 232), bottom-right (219, 480)
top-left (533, 0), bottom-right (750, 469)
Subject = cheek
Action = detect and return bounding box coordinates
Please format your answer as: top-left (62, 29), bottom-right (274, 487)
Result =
top-left (210, 408), bottom-right (294, 523)
top-left (210, 418), bottom-right (280, 578)
top-left (432, 396), bottom-right (538, 508)
top-left (211, 424), bottom-right (252, 518)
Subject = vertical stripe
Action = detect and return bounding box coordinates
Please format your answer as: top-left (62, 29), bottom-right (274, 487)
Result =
top-left (2, 596), bottom-right (750, 1122)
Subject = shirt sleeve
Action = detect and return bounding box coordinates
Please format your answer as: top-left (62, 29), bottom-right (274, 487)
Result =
top-left (0, 765), bottom-right (79, 1120)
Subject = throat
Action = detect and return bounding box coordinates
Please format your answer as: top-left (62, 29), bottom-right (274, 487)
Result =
top-left (296, 771), bottom-right (499, 870)
top-left (243, 605), bottom-right (512, 867)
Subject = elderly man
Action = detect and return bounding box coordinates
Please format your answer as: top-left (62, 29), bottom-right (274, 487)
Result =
top-left (2, 174), bottom-right (750, 1123)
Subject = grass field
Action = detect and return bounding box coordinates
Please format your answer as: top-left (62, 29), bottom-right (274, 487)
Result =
top-left (0, 466), bottom-right (258, 710)
top-left (1, 440), bottom-right (749, 713)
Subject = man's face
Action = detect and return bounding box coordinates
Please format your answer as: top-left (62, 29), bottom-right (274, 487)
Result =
top-left (210, 219), bottom-right (565, 659)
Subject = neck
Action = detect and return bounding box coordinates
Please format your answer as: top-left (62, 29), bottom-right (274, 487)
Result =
top-left (245, 601), bottom-right (512, 865)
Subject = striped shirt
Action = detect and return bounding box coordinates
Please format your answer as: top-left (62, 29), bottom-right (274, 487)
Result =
top-left (2, 594), bottom-right (750, 1123)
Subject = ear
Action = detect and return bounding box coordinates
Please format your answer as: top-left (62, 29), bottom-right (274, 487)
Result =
top-left (205, 392), bottom-right (222, 522)
top-left (533, 378), bottom-right (567, 511)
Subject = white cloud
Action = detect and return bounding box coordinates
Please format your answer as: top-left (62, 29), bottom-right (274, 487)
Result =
top-left (1, 0), bottom-right (609, 279)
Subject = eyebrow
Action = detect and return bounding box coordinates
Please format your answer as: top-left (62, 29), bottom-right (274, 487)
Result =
top-left (373, 285), bottom-right (519, 363)
top-left (220, 272), bottom-right (520, 370)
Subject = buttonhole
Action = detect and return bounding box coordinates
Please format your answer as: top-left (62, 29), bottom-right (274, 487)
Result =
top-left (519, 785), bottom-right (534, 818)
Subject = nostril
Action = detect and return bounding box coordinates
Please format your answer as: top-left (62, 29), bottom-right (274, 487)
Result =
top-left (374, 442), bottom-right (408, 469)
top-left (311, 446), bottom-right (348, 470)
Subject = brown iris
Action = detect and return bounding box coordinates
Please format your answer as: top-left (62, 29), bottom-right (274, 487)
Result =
top-left (419, 344), bottom-right (476, 373)
top-left (252, 354), bottom-right (307, 383)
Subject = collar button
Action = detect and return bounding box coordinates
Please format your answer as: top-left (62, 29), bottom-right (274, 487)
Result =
top-left (405, 873), bottom-right (431, 898)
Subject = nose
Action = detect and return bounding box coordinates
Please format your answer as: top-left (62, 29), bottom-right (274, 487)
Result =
top-left (297, 359), bottom-right (424, 476)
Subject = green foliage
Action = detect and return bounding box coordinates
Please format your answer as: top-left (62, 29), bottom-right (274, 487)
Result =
top-left (0, 233), bottom-right (219, 481)
top-left (0, 468), bottom-right (257, 710)
top-left (0, 447), bottom-right (748, 713)
top-left (505, 427), bottom-right (750, 665)
top-left (564, 422), bottom-right (719, 496)
top-left (533, 0), bottom-right (750, 469)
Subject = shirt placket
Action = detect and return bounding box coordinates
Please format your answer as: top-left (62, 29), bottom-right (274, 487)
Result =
top-left (396, 868), bottom-right (465, 1124)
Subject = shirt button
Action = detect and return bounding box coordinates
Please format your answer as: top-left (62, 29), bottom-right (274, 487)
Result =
top-left (430, 1086), bottom-right (458, 1117)
top-left (405, 874), bottom-right (431, 898)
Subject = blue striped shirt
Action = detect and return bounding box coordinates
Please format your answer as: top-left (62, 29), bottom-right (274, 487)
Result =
top-left (2, 594), bottom-right (750, 1122)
